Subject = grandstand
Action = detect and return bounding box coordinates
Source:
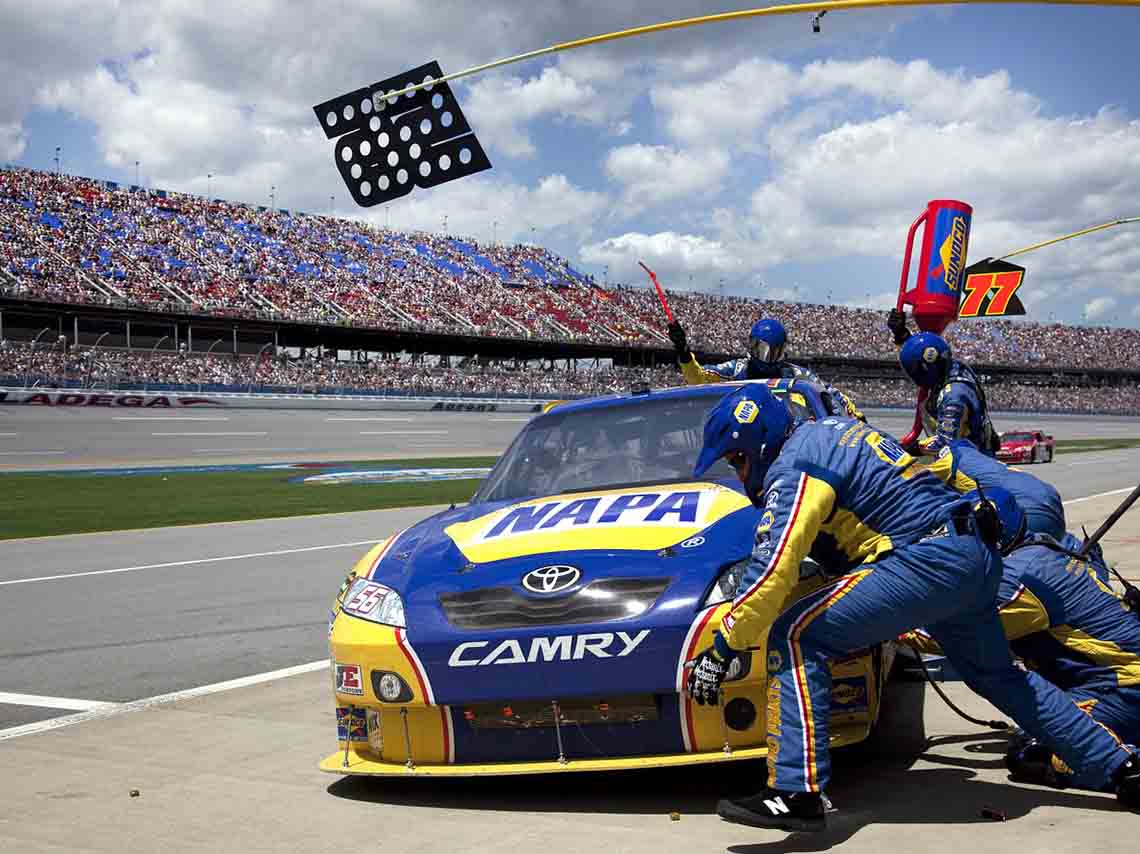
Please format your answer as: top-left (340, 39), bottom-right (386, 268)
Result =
top-left (2, 165), bottom-right (1139, 413)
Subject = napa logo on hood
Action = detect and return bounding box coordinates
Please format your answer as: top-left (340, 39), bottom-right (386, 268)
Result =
top-left (445, 483), bottom-right (751, 563)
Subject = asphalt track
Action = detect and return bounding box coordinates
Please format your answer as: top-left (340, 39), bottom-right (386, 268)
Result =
top-left (2, 408), bottom-right (1140, 851)
top-left (2, 403), bottom-right (1140, 470)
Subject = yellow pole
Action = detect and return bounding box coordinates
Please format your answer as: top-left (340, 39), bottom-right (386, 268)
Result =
top-left (373, 0), bottom-right (1140, 105)
top-left (999, 217), bottom-right (1140, 260)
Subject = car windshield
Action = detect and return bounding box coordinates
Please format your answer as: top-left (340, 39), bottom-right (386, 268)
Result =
top-left (474, 388), bottom-right (815, 503)
top-left (1003, 432), bottom-right (1034, 442)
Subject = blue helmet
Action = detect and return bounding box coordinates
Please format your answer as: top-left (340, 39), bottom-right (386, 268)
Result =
top-left (969, 484), bottom-right (1027, 555)
top-left (693, 384), bottom-right (793, 506)
top-left (749, 318), bottom-right (787, 369)
top-left (899, 331), bottom-right (951, 389)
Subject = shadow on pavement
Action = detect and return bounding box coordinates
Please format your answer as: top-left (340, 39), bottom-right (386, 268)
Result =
top-left (727, 764), bottom-right (1126, 853)
top-left (327, 727), bottom-right (1127, 847)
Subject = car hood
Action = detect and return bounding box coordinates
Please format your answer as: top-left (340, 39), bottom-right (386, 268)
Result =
top-left (365, 481), bottom-right (760, 703)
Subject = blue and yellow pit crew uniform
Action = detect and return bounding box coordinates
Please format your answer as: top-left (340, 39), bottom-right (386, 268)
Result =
top-left (910, 534), bottom-right (1140, 787)
top-left (717, 417), bottom-right (1132, 793)
top-left (920, 361), bottom-right (999, 456)
top-left (933, 440), bottom-right (1065, 540)
top-left (680, 356), bottom-right (864, 421)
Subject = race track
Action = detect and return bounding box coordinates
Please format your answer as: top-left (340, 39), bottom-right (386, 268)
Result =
top-left (2, 403), bottom-right (1140, 469)
top-left (2, 406), bottom-right (1139, 852)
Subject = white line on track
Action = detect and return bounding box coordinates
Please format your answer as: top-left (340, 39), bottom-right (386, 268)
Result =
top-left (151, 431), bottom-right (267, 437)
top-left (113, 416), bottom-right (230, 422)
top-left (0, 432), bottom-right (19, 437)
top-left (0, 692), bottom-right (119, 711)
top-left (0, 661), bottom-right (328, 741)
top-left (0, 450), bottom-right (66, 456)
top-left (325, 416), bottom-right (413, 422)
top-left (358, 430), bottom-right (448, 435)
top-left (490, 417), bottom-right (532, 422)
top-left (1061, 486), bottom-right (1136, 506)
top-left (0, 539), bottom-right (379, 587)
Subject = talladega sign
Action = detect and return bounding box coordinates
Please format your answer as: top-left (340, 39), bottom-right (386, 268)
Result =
top-left (0, 390), bottom-right (222, 407)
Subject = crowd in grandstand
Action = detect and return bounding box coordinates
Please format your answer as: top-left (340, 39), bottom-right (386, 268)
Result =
top-left (2, 341), bottom-right (1138, 415)
top-left (5, 166), bottom-right (1140, 371)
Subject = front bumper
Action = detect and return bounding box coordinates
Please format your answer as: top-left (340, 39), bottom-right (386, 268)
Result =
top-left (319, 722), bottom-right (872, 777)
top-left (324, 604), bottom-right (882, 776)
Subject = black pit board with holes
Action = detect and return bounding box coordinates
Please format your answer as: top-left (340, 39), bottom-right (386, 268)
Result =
top-left (313, 61), bottom-right (491, 207)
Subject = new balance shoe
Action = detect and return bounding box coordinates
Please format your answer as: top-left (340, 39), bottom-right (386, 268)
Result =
top-left (716, 787), bottom-right (826, 833)
top-left (1115, 754), bottom-right (1140, 810)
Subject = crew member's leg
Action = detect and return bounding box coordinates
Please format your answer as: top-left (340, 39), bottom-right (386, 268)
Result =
top-left (1008, 685), bottom-right (1140, 789)
top-left (928, 610), bottom-right (1133, 791)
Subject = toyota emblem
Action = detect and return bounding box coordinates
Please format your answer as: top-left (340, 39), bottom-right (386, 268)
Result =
top-left (522, 565), bottom-right (581, 594)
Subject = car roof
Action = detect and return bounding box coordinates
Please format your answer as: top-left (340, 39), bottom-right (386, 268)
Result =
top-left (542, 377), bottom-right (824, 418)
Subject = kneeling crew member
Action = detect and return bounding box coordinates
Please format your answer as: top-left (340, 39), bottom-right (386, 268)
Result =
top-left (907, 489), bottom-right (1139, 791)
top-left (685, 387), bottom-right (1139, 831)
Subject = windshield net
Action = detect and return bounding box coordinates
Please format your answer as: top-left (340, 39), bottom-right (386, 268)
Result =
top-left (475, 389), bottom-right (814, 503)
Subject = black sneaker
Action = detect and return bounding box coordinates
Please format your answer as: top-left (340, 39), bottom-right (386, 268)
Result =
top-left (1005, 735), bottom-right (1064, 788)
top-left (1115, 754), bottom-right (1140, 810)
top-left (716, 788), bottom-right (826, 833)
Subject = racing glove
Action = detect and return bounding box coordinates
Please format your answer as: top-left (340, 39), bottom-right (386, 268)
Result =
top-left (685, 632), bottom-right (737, 706)
top-left (887, 308), bottom-right (911, 346)
top-left (667, 321), bottom-right (692, 363)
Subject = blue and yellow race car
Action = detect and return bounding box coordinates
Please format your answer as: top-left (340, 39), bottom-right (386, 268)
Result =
top-left (321, 379), bottom-right (896, 776)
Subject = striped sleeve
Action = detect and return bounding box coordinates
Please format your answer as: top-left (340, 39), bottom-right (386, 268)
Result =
top-left (998, 583), bottom-right (1052, 640)
top-left (722, 471), bottom-right (836, 651)
top-left (680, 356), bottom-right (736, 385)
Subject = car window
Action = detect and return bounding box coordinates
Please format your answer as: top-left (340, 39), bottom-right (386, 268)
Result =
top-left (1003, 432), bottom-right (1033, 441)
top-left (475, 386), bottom-right (817, 503)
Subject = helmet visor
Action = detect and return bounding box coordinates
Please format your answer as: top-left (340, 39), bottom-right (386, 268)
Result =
top-left (749, 338), bottom-right (783, 364)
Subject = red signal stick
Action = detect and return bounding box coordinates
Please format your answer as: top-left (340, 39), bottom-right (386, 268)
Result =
top-left (639, 261), bottom-right (674, 323)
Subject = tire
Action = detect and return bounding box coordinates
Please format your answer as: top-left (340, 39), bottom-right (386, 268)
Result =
top-left (1047, 447), bottom-right (1054, 463)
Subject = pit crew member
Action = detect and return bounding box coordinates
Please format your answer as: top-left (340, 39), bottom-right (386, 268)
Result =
top-left (684, 386), bottom-right (1139, 831)
top-left (895, 329), bottom-right (1000, 456)
top-left (934, 440), bottom-right (1065, 540)
top-left (904, 490), bottom-right (1140, 791)
top-left (667, 317), bottom-right (864, 420)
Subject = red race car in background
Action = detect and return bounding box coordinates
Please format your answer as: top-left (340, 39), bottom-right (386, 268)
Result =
top-left (997, 430), bottom-right (1055, 464)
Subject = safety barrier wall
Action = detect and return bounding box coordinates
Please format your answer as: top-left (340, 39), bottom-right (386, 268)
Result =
top-left (0, 387), bottom-right (550, 412)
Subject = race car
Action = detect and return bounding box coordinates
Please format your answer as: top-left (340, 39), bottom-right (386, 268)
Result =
top-left (320, 378), bottom-right (897, 777)
top-left (997, 429), bottom-right (1055, 464)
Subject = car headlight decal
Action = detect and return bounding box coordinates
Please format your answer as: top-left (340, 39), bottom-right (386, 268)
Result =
top-left (341, 578), bottom-right (407, 628)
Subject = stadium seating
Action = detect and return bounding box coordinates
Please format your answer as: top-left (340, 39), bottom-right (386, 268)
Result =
top-left (2, 342), bottom-right (1137, 415)
top-left (4, 166), bottom-right (1140, 371)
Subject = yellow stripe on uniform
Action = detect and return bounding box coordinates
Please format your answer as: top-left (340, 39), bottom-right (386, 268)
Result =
top-left (820, 509), bottom-right (894, 564)
top-left (1049, 626), bottom-right (1140, 687)
top-left (998, 584), bottom-right (1052, 640)
top-left (774, 569), bottom-right (873, 791)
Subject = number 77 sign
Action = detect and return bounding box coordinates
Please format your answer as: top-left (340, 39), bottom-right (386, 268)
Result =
top-left (958, 259), bottom-right (1028, 318)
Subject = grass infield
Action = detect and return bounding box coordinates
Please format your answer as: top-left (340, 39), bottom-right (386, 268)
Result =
top-left (1, 438), bottom-right (1137, 540)
top-left (0, 456), bottom-right (497, 540)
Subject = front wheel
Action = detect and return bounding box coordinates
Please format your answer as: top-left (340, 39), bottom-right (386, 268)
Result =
top-left (1046, 446), bottom-right (1054, 463)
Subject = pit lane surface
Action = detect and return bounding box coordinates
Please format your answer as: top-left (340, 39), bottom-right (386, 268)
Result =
top-left (1, 493), bottom-right (1137, 852)
top-left (1, 403), bottom-right (1139, 470)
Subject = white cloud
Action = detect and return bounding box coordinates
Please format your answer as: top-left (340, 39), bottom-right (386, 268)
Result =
top-left (373, 173), bottom-right (608, 245)
top-left (0, 121), bottom-right (26, 160)
top-left (464, 67), bottom-right (607, 159)
top-left (604, 143), bottom-right (728, 207)
top-left (1084, 296), bottom-right (1117, 320)
top-left (650, 57), bottom-right (797, 146)
top-left (580, 230), bottom-right (746, 288)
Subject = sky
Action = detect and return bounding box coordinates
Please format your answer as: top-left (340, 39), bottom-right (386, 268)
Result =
top-left (3, 0), bottom-right (1140, 327)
